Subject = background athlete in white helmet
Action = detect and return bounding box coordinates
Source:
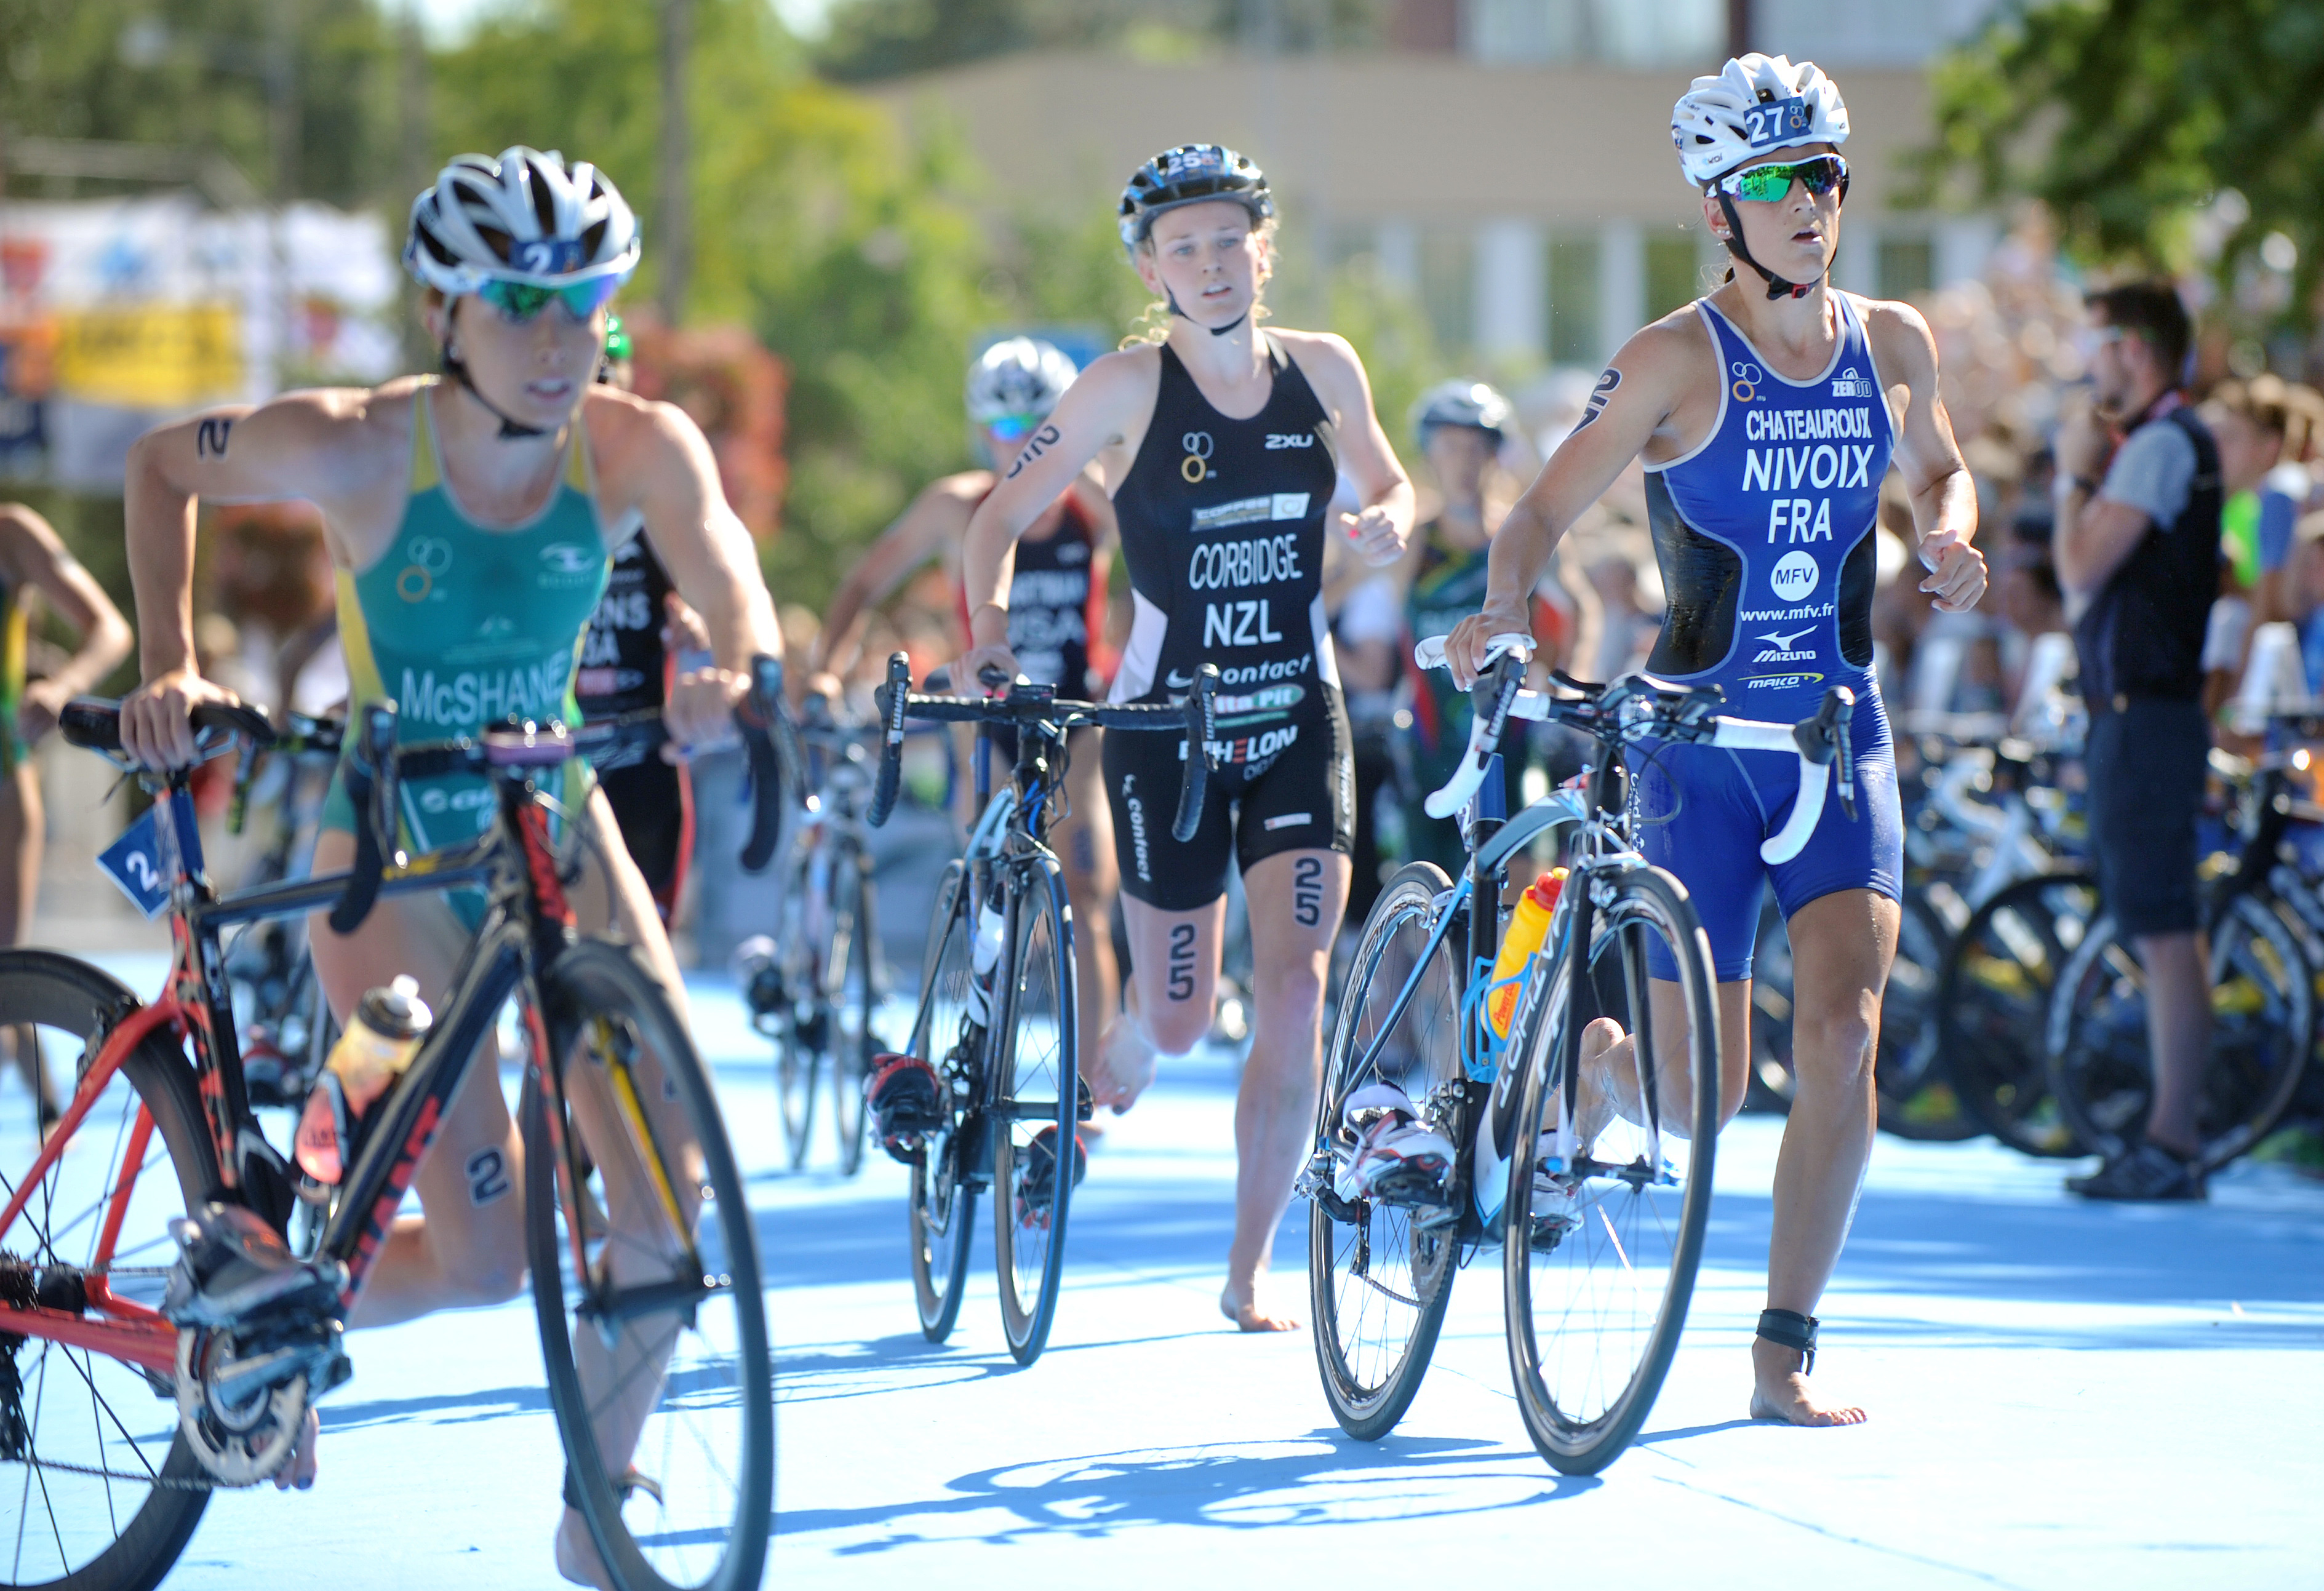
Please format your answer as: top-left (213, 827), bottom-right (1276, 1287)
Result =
top-left (1444, 57), bottom-right (1985, 1426)
top-left (117, 147), bottom-right (783, 1579)
top-left (815, 337), bottom-right (1124, 1064)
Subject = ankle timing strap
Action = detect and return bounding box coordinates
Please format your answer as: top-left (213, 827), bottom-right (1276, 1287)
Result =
top-left (1715, 193), bottom-right (1831, 303)
top-left (1757, 1308), bottom-right (1820, 1374)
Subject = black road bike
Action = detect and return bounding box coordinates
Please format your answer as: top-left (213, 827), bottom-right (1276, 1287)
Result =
top-left (866, 653), bottom-right (1216, 1366)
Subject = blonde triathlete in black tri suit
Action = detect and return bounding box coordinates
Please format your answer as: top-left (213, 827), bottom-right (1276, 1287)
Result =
top-left (956, 145), bottom-right (1415, 1333)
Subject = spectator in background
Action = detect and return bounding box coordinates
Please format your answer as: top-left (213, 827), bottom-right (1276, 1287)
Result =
top-left (2052, 281), bottom-right (2220, 1201)
top-left (1585, 553), bottom-right (1658, 683)
top-left (2206, 378), bottom-right (2314, 632)
top-left (2287, 512), bottom-right (2324, 693)
top-left (0, 504), bottom-right (134, 1136)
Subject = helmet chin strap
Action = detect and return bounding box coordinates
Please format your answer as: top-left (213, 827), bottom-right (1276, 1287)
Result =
top-left (1715, 193), bottom-right (1831, 303)
top-left (440, 300), bottom-right (549, 440)
top-left (1165, 287), bottom-right (1250, 337)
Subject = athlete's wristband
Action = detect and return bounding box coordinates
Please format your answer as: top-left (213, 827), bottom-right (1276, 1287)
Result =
top-left (968, 601), bottom-right (1010, 645)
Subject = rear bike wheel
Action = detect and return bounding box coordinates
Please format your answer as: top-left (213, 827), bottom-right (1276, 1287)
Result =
top-left (1939, 872), bottom-right (2098, 1156)
top-left (528, 939), bottom-right (773, 1591)
top-left (992, 858), bottom-right (1080, 1366)
top-left (829, 847), bottom-right (876, 1178)
top-left (0, 951), bottom-right (218, 1591)
top-left (1308, 861), bottom-right (1464, 1442)
top-left (907, 861), bottom-right (980, 1343)
top-left (2048, 891), bottom-right (2315, 1171)
top-left (1504, 864), bottom-right (1719, 1475)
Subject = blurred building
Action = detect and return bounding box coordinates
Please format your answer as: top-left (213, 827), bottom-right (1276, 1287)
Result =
top-left (872, 0), bottom-right (2002, 369)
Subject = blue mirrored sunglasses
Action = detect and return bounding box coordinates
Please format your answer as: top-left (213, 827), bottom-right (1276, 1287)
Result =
top-left (476, 273), bottom-right (625, 324)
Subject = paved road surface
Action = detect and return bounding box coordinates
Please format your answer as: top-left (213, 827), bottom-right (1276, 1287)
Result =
top-left (38, 957), bottom-right (2324, 1590)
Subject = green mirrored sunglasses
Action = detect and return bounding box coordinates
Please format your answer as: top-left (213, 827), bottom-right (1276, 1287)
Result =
top-left (1715, 154), bottom-right (1850, 205)
top-left (476, 274), bottom-right (625, 324)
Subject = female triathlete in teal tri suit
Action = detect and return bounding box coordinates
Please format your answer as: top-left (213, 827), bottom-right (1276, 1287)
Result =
top-left (1443, 57), bottom-right (1986, 1427)
top-left (118, 148), bottom-right (781, 1584)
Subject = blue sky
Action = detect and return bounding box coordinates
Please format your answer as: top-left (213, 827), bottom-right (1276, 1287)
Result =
top-left (409, 0), bottom-right (834, 44)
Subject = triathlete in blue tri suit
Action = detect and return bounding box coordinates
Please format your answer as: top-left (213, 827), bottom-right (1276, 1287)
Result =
top-left (1444, 54), bottom-right (1986, 1427)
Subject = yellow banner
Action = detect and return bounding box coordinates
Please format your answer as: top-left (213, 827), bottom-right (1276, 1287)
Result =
top-left (52, 305), bottom-right (242, 408)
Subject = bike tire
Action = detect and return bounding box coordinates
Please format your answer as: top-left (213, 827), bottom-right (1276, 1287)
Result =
top-left (0, 950), bottom-right (218, 1591)
top-left (1308, 861), bottom-right (1464, 1442)
top-left (1504, 864), bottom-right (1718, 1475)
top-left (992, 856), bottom-right (1080, 1365)
top-left (773, 847), bottom-right (820, 1174)
top-left (908, 861), bottom-right (980, 1343)
top-left (831, 848), bottom-right (874, 1178)
top-left (2048, 892), bottom-right (2315, 1172)
top-left (527, 939), bottom-right (773, 1591)
top-left (1939, 871), bottom-right (2098, 1157)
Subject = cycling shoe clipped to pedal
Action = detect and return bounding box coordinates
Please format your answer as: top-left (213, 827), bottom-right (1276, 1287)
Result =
top-left (1335, 1083), bottom-right (1455, 1205)
top-left (867, 1053), bottom-right (945, 1164)
top-left (163, 1202), bottom-right (345, 1330)
top-left (1016, 1125), bottom-right (1087, 1226)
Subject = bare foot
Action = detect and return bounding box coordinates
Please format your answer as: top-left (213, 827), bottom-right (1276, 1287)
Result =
top-left (1219, 1281), bottom-right (1300, 1333)
top-left (555, 1507), bottom-right (617, 1590)
top-left (1087, 1018), bottom-right (1158, 1114)
top-left (1747, 1338), bottom-right (1866, 1426)
top-left (271, 1406), bottom-right (320, 1491)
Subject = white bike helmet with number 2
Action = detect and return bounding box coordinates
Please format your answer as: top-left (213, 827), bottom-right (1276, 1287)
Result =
top-left (404, 146), bottom-right (640, 297)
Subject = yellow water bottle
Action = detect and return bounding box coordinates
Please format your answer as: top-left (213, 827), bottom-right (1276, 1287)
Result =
top-left (293, 975), bottom-right (433, 1185)
top-left (1487, 869), bottom-right (1565, 1038)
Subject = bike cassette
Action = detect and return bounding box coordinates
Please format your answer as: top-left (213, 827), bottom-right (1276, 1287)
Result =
top-left (175, 1321), bottom-right (348, 1486)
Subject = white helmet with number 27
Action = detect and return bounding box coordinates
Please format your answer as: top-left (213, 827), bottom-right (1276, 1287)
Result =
top-left (1670, 54), bottom-right (1849, 189)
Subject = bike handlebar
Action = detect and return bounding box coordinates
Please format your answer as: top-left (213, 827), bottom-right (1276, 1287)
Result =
top-left (866, 650), bottom-right (1219, 840)
top-left (1411, 634), bottom-right (1857, 865)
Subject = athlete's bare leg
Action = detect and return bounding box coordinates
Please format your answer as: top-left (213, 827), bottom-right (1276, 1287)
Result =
top-left (1096, 895), bottom-right (1221, 1112)
top-left (1750, 887), bottom-right (1894, 1427)
top-left (1220, 848), bottom-right (1347, 1332)
top-left (0, 763), bottom-right (54, 1130)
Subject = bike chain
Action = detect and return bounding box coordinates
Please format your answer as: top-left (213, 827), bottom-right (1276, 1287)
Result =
top-left (2, 1453), bottom-right (222, 1491)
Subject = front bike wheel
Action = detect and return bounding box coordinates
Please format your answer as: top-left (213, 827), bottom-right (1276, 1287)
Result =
top-left (992, 857), bottom-right (1080, 1366)
top-left (0, 951), bottom-right (218, 1591)
top-left (829, 848), bottom-right (876, 1178)
top-left (2048, 892), bottom-right (2315, 1171)
top-left (908, 861), bottom-right (980, 1343)
top-left (1939, 872), bottom-right (2098, 1156)
top-left (1504, 864), bottom-right (1719, 1475)
top-left (1308, 861), bottom-right (1464, 1442)
top-left (528, 939), bottom-right (773, 1591)
top-left (772, 851), bottom-right (821, 1173)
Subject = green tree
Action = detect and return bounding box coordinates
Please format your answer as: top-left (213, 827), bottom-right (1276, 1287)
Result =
top-left (1928, 0), bottom-right (2324, 324)
top-left (0, 0), bottom-right (398, 205)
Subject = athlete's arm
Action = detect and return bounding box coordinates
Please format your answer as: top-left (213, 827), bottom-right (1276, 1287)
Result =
top-left (0, 506), bottom-right (134, 745)
top-left (810, 473), bottom-right (983, 677)
top-left (1870, 300), bottom-right (1986, 613)
top-left (1446, 325), bottom-right (1691, 688)
top-left (596, 393), bottom-right (782, 749)
top-left (1276, 331), bottom-right (1415, 567)
top-left (959, 351), bottom-right (1150, 689)
top-left (119, 388), bottom-right (392, 768)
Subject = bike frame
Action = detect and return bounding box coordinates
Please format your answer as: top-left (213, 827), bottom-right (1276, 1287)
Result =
top-left (0, 758), bottom-right (699, 1374)
top-left (1340, 741), bottom-right (1671, 1219)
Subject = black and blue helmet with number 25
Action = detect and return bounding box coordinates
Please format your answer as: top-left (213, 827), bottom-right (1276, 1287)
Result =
top-left (1117, 145), bottom-right (1274, 252)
